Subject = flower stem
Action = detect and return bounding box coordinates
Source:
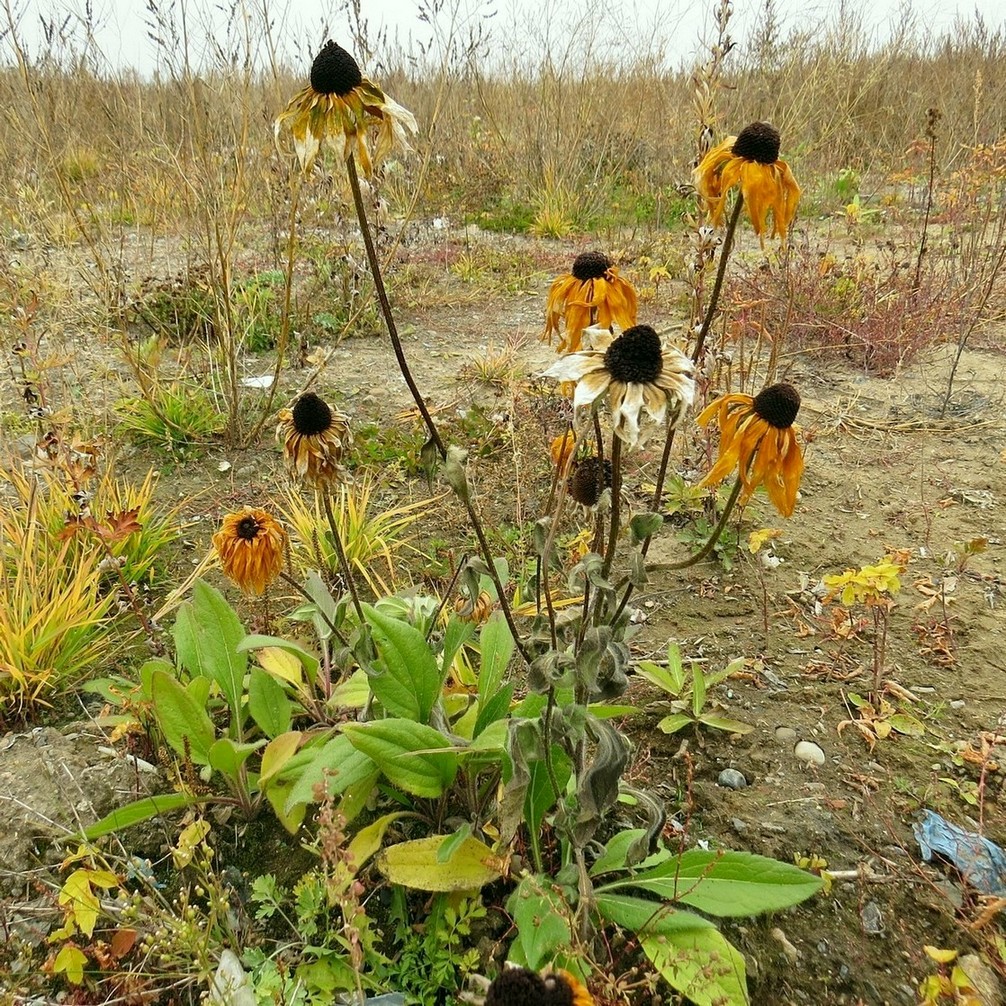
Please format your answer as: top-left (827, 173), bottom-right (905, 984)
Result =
top-left (277, 570), bottom-right (348, 649)
top-left (345, 154), bottom-right (445, 457)
top-left (321, 490), bottom-right (365, 625)
top-left (692, 193), bottom-right (744, 365)
top-left (601, 434), bottom-right (623, 578)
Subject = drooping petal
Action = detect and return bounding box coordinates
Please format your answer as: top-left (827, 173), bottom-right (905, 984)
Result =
top-left (542, 350), bottom-right (606, 385)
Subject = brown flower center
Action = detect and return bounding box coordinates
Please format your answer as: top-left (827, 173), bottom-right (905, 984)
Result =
top-left (568, 457), bottom-right (612, 507)
top-left (571, 250), bottom-right (612, 282)
top-left (236, 515), bottom-right (260, 541)
top-left (310, 40), bottom-right (363, 96)
top-left (542, 973), bottom-right (576, 1006)
top-left (753, 382), bottom-right (801, 428)
top-left (732, 121), bottom-right (781, 164)
top-left (485, 968), bottom-right (548, 1006)
top-left (604, 325), bottom-right (663, 384)
top-left (292, 392), bottom-right (334, 436)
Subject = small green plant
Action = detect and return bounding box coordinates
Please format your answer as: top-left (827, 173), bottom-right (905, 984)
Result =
top-left (635, 643), bottom-right (752, 737)
top-left (116, 384), bottom-right (224, 456)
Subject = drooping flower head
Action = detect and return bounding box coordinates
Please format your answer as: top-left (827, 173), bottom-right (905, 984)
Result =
top-left (543, 250), bottom-right (638, 353)
top-left (694, 122), bottom-right (801, 245)
top-left (277, 392), bottom-right (352, 489)
top-left (543, 324), bottom-right (695, 447)
top-left (697, 382), bottom-right (804, 517)
top-left (275, 39), bottom-right (417, 175)
top-left (213, 508), bottom-right (286, 595)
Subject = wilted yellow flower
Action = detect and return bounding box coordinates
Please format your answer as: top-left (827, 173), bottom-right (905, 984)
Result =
top-left (549, 431), bottom-right (576, 477)
top-left (213, 508), bottom-right (286, 595)
top-left (543, 250), bottom-right (638, 353)
top-left (697, 383), bottom-right (804, 517)
top-left (275, 39), bottom-right (417, 175)
top-left (277, 392), bottom-right (352, 490)
top-left (694, 122), bottom-right (801, 245)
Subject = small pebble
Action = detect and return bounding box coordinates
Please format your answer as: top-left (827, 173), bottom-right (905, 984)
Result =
top-left (718, 768), bottom-right (748, 789)
top-left (731, 817), bottom-right (748, 833)
top-left (794, 740), bottom-right (826, 766)
top-left (950, 699), bottom-right (966, 710)
top-left (860, 900), bottom-right (884, 935)
top-left (774, 725), bottom-right (798, 744)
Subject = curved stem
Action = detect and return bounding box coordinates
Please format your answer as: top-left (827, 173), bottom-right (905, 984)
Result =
top-left (601, 435), bottom-right (623, 578)
top-left (277, 570), bottom-right (348, 648)
top-left (321, 490), bottom-right (365, 625)
top-left (662, 477), bottom-right (743, 570)
top-left (345, 154), bottom-right (445, 457)
top-left (692, 194), bottom-right (744, 365)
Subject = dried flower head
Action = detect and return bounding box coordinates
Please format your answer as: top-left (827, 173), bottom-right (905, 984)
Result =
top-left (275, 39), bottom-right (417, 175)
top-left (213, 508), bottom-right (286, 594)
top-left (277, 392), bottom-right (352, 489)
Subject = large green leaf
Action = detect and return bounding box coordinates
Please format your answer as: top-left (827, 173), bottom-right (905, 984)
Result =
top-left (506, 875), bottom-right (571, 970)
top-left (174, 581), bottom-right (247, 732)
top-left (150, 669), bottom-right (215, 764)
top-left (83, 792), bottom-right (210, 839)
top-left (478, 613), bottom-right (513, 706)
top-left (600, 849), bottom-right (823, 917)
top-left (281, 734), bottom-right (378, 813)
top-left (248, 666), bottom-right (292, 739)
top-left (363, 604), bottom-right (442, 723)
top-left (377, 835), bottom-right (503, 891)
top-left (342, 720), bottom-right (458, 798)
top-left (237, 634), bottom-right (320, 687)
top-left (596, 893), bottom-right (749, 1006)
top-left (590, 829), bottom-right (672, 877)
top-left (207, 737), bottom-right (262, 781)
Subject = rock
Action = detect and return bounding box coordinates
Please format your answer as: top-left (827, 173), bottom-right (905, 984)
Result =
top-left (718, 768), bottom-right (748, 789)
top-left (794, 740), bottom-right (826, 766)
top-left (774, 725), bottom-right (798, 744)
top-left (958, 954), bottom-right (1004, 1005)
top-left (860, 900), bottom-right (884, 935)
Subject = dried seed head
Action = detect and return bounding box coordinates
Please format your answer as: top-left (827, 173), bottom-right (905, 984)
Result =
top-left (604, 324), bottom-right (663, 384)
top-left (236, 515), bottom-right (261, 540)
top-left (568, 456), bottom-right (612, 507)
top-left (571, 250), bottom-right (612, 282)
top-left (753, 382), bottom-right (801, 428)
top-left (732, 121), bottom-right (781, 164)
top-left (291, 392), bottom-right (335, 436)
top-left (310, 40), bottom-right (363, 96)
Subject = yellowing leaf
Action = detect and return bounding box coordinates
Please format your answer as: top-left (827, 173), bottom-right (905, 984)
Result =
top-left (258, 647), bottom-right (303, 687)
top-left (172, 819), bottom-right (211, 869)
top-left (53, 945), bottom-right (88, 984)
top-left (748, 528), bottom-right (780, 553)
top-left (377, 835), bottom-right (503, 891)
top-left (924, 945), bottom-right (958, 964)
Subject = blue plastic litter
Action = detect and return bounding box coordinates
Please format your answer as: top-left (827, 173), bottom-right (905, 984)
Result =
top-left (913, 809), bottom-right (1006, 895)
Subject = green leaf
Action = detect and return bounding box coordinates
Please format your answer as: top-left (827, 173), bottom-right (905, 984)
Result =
top-left (174, 581), bottom-right (248, 732)
top-left (342, 720), bottom-right (458, 799)
top-left (248, 666), bottom-right (292, 738)
top-left (377, 835), bottom-right (503, 891)
top-left (441, 616), bottom-right (475, 681)
top-left (363, 603), bottom-right (442, 723)
top-left (506, 875), bottom-right (571, 970)
top-left (83, 792), bottom-right (211, 839)
top-left (596, 893), bottom-right (749, 1006)
top-left (525, 746), bottom-right (571, 836)
top-left (634, 661), bottom-right (680, 696)
top-left (478, 613), bottom-right (513, 705)
top-left (437, 824), bottom-right (472, 863)
top-left (259, 731), bottom-right (302, 788)
top-left (150, 669), bottom-right (215, 764)
top-left (590, 829), bottom-right (672, 877)
top-left (629, 512), bottom-right (663, 544)
top-left (691, 664), bottom-right (706, 718)
top-left (600, 849), bottom-right (823, 917)
top-left (657, 712), bottom-right (694, 735)
top-left (281, 734), bottom-right (378, 814)
top-left (330, 668), bottom-right (370, 708)
top-left (888, 712), bottom-right (925, 737)
top-left (208, 737), bottom-right (261, 781)
top-left (53, 945), bottom-right (88, 984)
top-left (698, 712), bottom-right (754, 735)
top-left (473, 682), bottom-right (514, 738)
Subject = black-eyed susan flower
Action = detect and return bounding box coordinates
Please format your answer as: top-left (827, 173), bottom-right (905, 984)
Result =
top-left (275, 39), bottom-right (417, 175)
top-left (484, 967), bottom-right (594, 1006)
top-left (543, 324), bottom-right (695, 447)
top-left (277, 392), bottom-right (352, 490)
top-left (213, 508), bottom-right (286, 595)
top-left (697, 382), bottom-right (804, 517)
top-left (694, 121), bottom-right (801, 245)
top-left (544, 250), bottom-right (638, 353)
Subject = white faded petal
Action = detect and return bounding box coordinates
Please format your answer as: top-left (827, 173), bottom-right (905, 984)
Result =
top-left (542, 351), bottom-right (605, 383)
top-left (573, 368), bottom-right (612, 408)
top-left (385, 94), bottom-right (418, 138)
top-left (640, 381), bottom-right (669, 424)
top-left (610, 381), bottom-right (646, 445)
top-left (581, 325), bottom-right (616, 351)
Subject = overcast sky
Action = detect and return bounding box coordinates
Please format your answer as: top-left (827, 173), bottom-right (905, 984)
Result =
top-left (4, 0), bottom-right (1005, 72)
